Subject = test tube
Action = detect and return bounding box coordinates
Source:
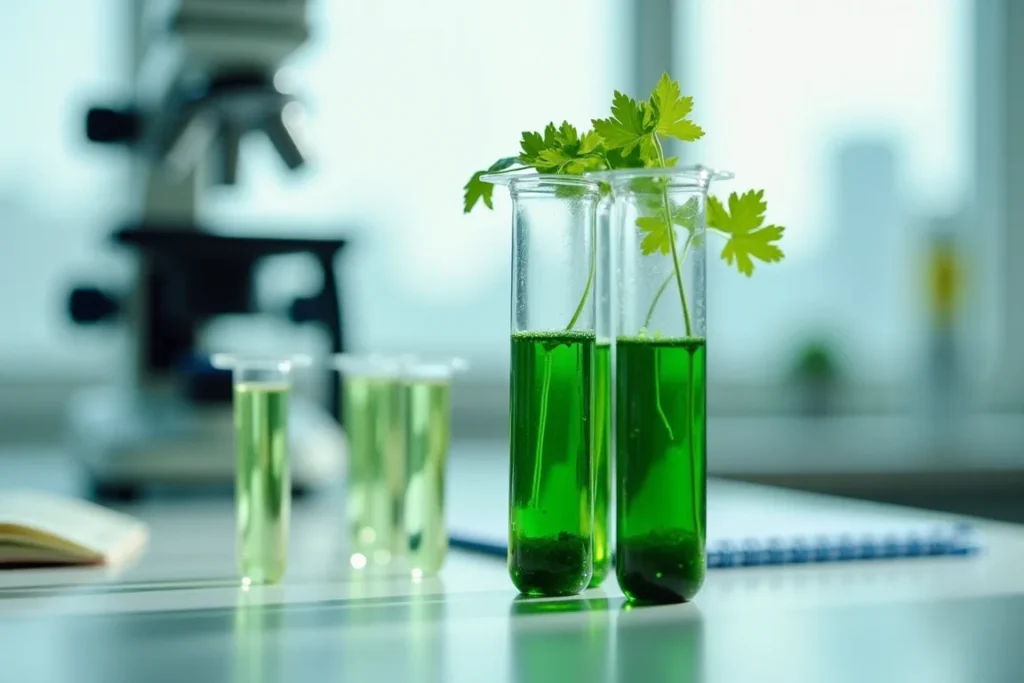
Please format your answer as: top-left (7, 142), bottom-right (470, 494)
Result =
top-left (398, 357), bottom-right (467, 577)
top-left (212, 353), bottom-right (310, 585)
top-left (483, 171), bottom-right (601, 597)
top-left (334, 354), bottom-right (404, 569)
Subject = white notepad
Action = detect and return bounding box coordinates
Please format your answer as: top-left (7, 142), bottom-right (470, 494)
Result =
top-left (0, 491), bottom-right (149, 568)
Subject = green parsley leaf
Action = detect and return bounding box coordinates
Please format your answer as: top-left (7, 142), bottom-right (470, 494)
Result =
top-left (463, 157), bottom-right (517, 213)
top-left (636, 216), bottom-right (672, 256)
top-left (708, 190), bottom-right (786, 276)
top-left (634, 197), bottom-right (700, 256)
top-left (489, 156), bottom-right (517, 172)
top-left (650, 73), bottom-right (705, 142)
top-left (592, 91), bottom-right (655, 156)
top-left (518, 121), bottom-right (609, 174)
top-left (543, 122), bottom-right (558, 146)
top-left (518, 131), bottom-right (546, 166)
top-left (579, 130), bottom-right (603, 154)
top-left (606, 144), bottom-right (645, 170)
top-left (536, 147), bottom-right (605, 174)
top-left (553, 121), bottom-right (579, 147)
top-left (672, 197), bottom-right (698, 229)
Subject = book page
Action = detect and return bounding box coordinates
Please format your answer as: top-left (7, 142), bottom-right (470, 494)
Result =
top-left (0, 491), bottom-right (149, 566)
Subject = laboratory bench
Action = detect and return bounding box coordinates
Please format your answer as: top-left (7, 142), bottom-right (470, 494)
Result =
top-left (1, 445), bottom-right (1024, 681)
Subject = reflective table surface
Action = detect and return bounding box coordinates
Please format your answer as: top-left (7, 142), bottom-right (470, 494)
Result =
top-left (1, 453), bottom-right (1023, 682)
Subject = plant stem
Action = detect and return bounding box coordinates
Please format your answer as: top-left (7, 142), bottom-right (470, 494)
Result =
top-left (565, 218), bottom-right (597, 332)
top-left (653, 352), bottom-right (675, 440)
top-left (531, 352), bottom-right (553, 506)
top-left (531, 194), bottom-right (597, 509)
top-left (643, 233), bottom-right (694, 329)
top-left (653, 138), bottom-right (692, 337)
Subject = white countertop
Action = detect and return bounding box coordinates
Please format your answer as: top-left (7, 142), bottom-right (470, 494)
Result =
top-left (0, 448), bottom-right (1023, 682)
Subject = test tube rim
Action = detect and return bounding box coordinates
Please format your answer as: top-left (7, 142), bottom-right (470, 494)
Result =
top-left (399, 356), bottom-right (470, 381)
top-left (211, 352), bottom-right (313, 373)
top-left (479, 171), bottom-right (600, 190)
top-left (584, 164), bottom-right (734, 187)
top-left (331, 352), bottom-right (405, 378)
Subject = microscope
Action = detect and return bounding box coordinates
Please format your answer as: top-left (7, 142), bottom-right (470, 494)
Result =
top-left (66, 0), bottom-right (348, 499)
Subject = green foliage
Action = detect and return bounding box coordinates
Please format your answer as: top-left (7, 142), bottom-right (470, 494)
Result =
top-left (461, 72), bottom-right (786, 285)
top-left (707, 190), bottom-right (786, 276)
top-left (635, 198), bottom-right (699, 256)
top-left (463, 157), bottom-right (516, 213)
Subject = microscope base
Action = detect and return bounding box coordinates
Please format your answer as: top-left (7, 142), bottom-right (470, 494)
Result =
top-left (66, 387), bottom-right (346, 498)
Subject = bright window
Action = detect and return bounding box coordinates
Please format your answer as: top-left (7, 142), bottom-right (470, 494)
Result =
top-left (678, 0), bottom-right (977, 384)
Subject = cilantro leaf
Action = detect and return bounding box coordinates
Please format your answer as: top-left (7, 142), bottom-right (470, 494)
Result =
top-left (650, 73), bottom-right (705, 142)
top-left (592, 91), bottom-right (655, 156)
top-left (543, 122), bottom-right (558, 146)
top-left (708, 190), bottom-right (786, 276)
top-left (518, 131), bottom-right (546, 165)
top-left (553, 121), bottom-right (579, 147)
top-left (463, 172), bottom-right (491, 213)
top-left (463, 157), bottom-right (517, 213)
top-left (519, 121), bottom-right (610, 174)
top-left (636, 215), bottom-right (672, 256)
top-left (579, 130), bottom-right (603, 154)
top-left (635, 197), bottom-right (701, 256)
top-left (673, 197), bottom-right (698, 229)
top-left (606, 144), bottom-right (645, 170)
top-left (536, 147), bottom-right (605, 174)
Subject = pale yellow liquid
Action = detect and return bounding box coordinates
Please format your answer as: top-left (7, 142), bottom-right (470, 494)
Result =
top-left (403, 379), bottom-right (452, 575)
top-left (234, 382), bottom-right (290, 584)
top-left (343, 375), bottom-right (403, 565)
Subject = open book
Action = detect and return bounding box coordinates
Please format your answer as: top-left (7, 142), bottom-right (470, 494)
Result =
top-left (0, 491), bottom-right (149, 568)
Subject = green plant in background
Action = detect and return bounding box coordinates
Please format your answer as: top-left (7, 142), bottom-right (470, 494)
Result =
top-left (464, 73), bottom-right (788, 335)
top-left (791, 338), bottom-right (844, 416)
top-left (792, 340), bottom-right (842, 382)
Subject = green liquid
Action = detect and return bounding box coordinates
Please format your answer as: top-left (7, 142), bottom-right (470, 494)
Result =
top-left (342, 375), bottom-right (402, 565)
top-left (235, 382), bottom-right (291, 584)
top-left (403, 378), bottom-right (451, 575)
top-left (590, 341), bottom-right (612, 587)
top-left (509, 330), bottom-right (594, 596)
top-left (615, 336), bottom-right (706, 603)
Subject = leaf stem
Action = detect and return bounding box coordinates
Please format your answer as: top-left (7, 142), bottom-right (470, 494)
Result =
top-left (565, 216), bottom-right (597, 331)
top-left (531, 352), bottom-right (553, 506)
top-left (532, 186), bottom-right (597, 511)
top-left (653, 137), bottom-right (692, 337)
top-left (486, 165), bottom-right (532, 176)
top-left (653, 352), bottom-right (675, 440)
top-left (643, 232), bottom-right (694, 329)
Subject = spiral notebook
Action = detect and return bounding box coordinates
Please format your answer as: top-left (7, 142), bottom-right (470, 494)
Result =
top-left (447, 461), bottom-right (981, 569)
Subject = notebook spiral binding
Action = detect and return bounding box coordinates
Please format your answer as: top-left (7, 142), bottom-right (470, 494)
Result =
top-left (449, 523), bottom-right (981, 569)
top-left (706, 522), bottom-right (980, 569)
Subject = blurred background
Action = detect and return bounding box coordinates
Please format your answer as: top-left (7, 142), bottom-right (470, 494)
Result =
top-left (0, 0), bottom-right (1021, 520)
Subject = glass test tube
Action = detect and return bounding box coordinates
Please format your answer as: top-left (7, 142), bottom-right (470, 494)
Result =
top-left (482, 171), bottom-right (601, 597)
top-left (591, 194), bottom-right (614, 588)
top-left (334, 354), bottom-right (404, 569)
top-left (213, 353), bottom-right (310, 585)
top-left (592, 166), bottom-right (730, 603)
top-left (399, 357), bottom-right (467, 577)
